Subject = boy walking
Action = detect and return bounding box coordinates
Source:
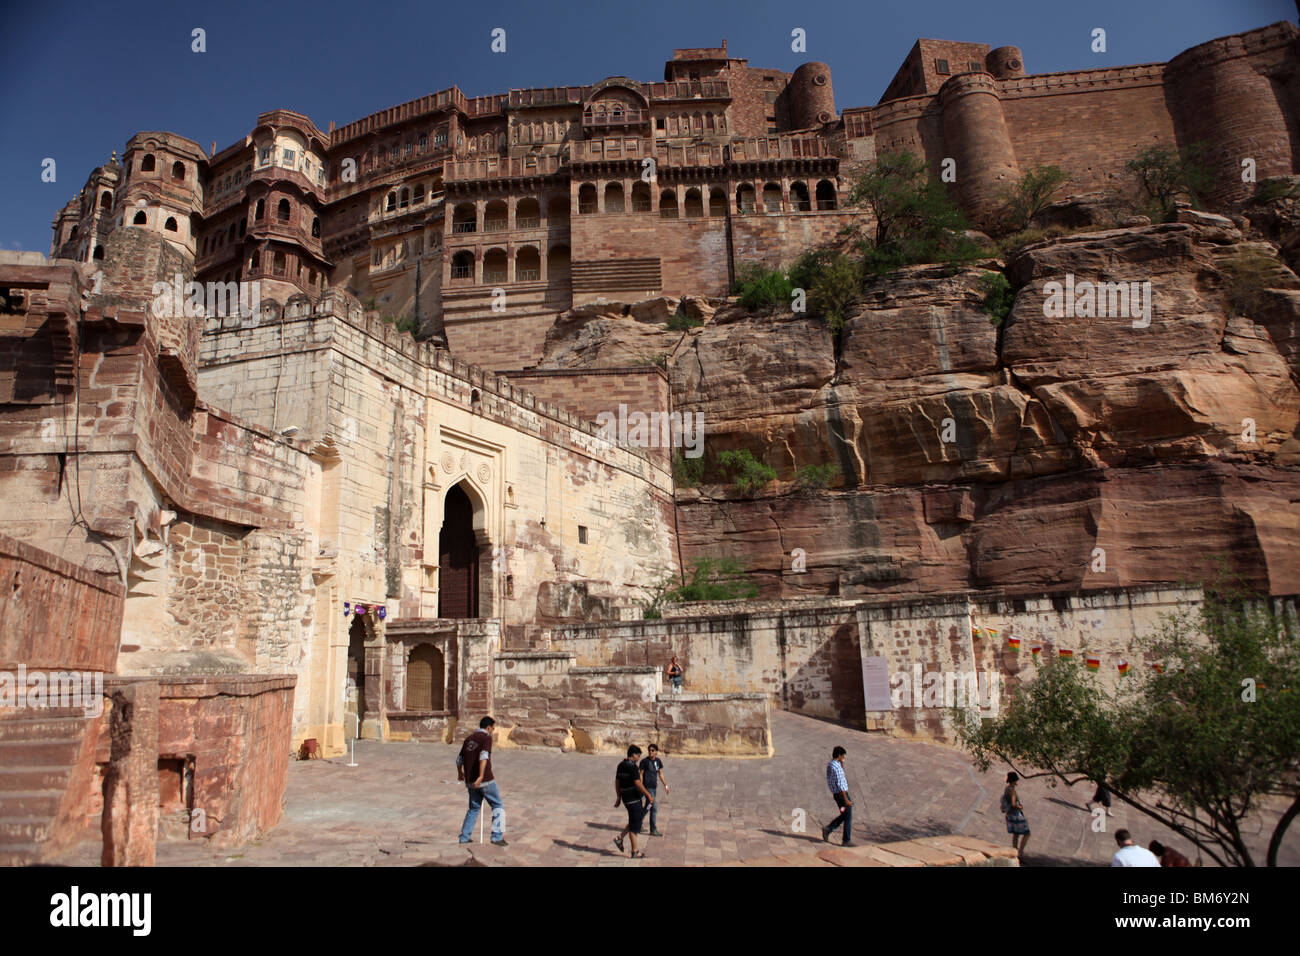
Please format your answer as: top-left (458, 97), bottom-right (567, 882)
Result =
top-left (614, 745), bottom-right (654, 858)
top-left (457, 716), bottom-right (507, 846)
top-left (821, 746), bottom-right (853, 846)
top-left (639, 744), bottom-right (670, 836)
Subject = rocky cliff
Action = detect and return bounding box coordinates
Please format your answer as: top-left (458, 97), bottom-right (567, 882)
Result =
top-left (535, 212), bottom-right (1300, 597)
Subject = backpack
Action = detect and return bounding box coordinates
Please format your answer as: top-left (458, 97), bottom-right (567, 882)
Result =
top-left (1000, 789), bottom-right (1013, 814)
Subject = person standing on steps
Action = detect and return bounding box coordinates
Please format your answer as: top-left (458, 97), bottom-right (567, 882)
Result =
top-left (457, 716), bottom-right (507, 846)
top-left (640, 743), bottom-right (670, 836)
top-left (1002, 771), bottom-right (1030, 862)
top-left (667, 656), bottom-right (684, 695)
top-left (614, 744), bottom-right (654, 858)
top-left (821, 746), bottom-right (854, 846)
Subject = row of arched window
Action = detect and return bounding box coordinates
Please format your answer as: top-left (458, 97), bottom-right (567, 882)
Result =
top-left (129, 154), bottom-right (188, 183)
top-left (448, 245), bottom-right (569, 285)
top-left (569, 179), bottom-right (837, 216)
top-left (450, 197), bottom-right (565, 233)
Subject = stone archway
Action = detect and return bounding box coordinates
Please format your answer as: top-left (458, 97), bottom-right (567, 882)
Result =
top-left (439, 482), bottom-right (482, 618)
top-left (345, 614), bottom-right (368, 738)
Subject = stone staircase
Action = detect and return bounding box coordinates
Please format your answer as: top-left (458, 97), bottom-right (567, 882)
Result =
top-left (0, 707), bottom-right (98, 865)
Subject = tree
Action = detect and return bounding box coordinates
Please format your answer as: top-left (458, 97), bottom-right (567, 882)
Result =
top-left (1126, 144), bottom-right (1212, 222)
top-left (717, 448), bottom-right (777, 495)
top-left (640, 556), bottom-right (759, 618)
top-left (999, 165), bottom-right (1070, 233)
top-left (957, 576), bottom-right (1300, 866)
top-left (847, 151), bottom-right (979, 273)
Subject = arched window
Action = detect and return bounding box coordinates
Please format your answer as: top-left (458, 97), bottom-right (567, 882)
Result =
top-left (659, 189), bottom-right (678, 219)
top-left (736, 183), bottom-right (756, 214)
top-left (399, 187), bottom-right (409, 209)
top-left (273, 250), bottom-right (286, 275)
top-left (311, 217), bottom-right (320, 238)
top-left (708, 187), bottom-right (727, 217)
top-left (276, 198), bottom-right (291, 221)
top-left (684, 188), bottom-right (704, 218)
top-left (140, 154), bottom-right (156, 172)
top-left (790, 181), bottom-right (811, 212)
top-left (412, 183), bottom-right (424, 205)
top-left (482, 248), bottom-right (508, 284)
top-left (816, 179), bottom-right (837, 210)
top-left (92, 246), bottom-right (104, 260)
top-left (631, 182), bottom-right (651, 212)
top-left (164, 217), bottom-right (178, 232)
top-left (172, 161), bottom-right (185, 181)
top-left (250, 250), bottom-right (261, 270)
top-left (406, 644), bottom-right (445, 711)
top-left (99, 191), bottom-right (112, 211)
top-left (450, 249), bottom-right (475, 281)
top-left (484, 200), bottom-right (507, 232)
top-left (452, 203), bottom-right (476, 234)
top-left (418, 134), bottom-right (428, 152)
top-left (515, 246), bottom-right (541, 281)
top-left (255, 199), bottom-right (265, 220)
top-left (516, 197), bottom-right (540, 228)
top-left (132, 211), bottom-right (147, 225)
top-left (577, 183), bottom-right (597, 215)
top-left (386, 192), bottom-right (397, 212)
top-left (603, 182), bottom-right (624, 213)
top-left (762, 183), bottom-right (782, 213)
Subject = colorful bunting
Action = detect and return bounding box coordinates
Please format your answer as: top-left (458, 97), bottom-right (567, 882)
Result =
top-left (1007, 636), bottom-right (1021, 651)
top-left (1086, 657), bottom-right (1100, 671)
top-left (1117, 660), bottom-right (1130, 675)
top-left (1059, 648), bottom-right (1074, 659)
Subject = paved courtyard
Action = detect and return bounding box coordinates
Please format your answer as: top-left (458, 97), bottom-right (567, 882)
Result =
top-left (55, 711), bottom-right (1296, 866)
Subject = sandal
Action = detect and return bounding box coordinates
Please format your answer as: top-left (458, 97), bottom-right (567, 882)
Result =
top-left (632, 851), bottom-right (646, 859)
top-left (613, 836), bottom-right (625, 853)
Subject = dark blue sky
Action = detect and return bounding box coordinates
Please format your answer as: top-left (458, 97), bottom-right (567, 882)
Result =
top-left (0, 0), bottom-right (1291, 253)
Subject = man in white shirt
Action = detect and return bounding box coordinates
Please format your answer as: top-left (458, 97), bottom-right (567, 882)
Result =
top-left (1111, 829), bottom-right (1161, 866)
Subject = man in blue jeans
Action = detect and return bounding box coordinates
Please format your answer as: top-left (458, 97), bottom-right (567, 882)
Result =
top-left (457, 716), bottom-right (507, 845)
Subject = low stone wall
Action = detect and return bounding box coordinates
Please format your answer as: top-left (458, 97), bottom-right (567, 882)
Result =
top-left (93, 673), bottom-right (296, 856)
top-left (0, 532), bottom-right (123, 672)
top-left (492, 651), bottom-right (770, 756)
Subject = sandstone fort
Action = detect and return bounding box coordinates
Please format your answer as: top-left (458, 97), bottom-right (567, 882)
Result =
top-left (2, 17), bottom-right (1299, 865)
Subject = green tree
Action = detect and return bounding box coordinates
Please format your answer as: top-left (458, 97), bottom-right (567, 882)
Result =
top-left (999, 165), bottom-right (1070, 233)
top-left (796, 462), bottom-right (840, 491)
top-left (957, 576), bottom-right (1300, 866)
top-left (641, 556), bottom-right (760, 618)
top-left (1126, 144), bottom-right (1212, 222)
top-left (977, 272), bottom-right (1015, 327)
top-left (717, 448), bottom-right (777, 495)
top-left (734, 264), bottom-right (794, 314)
top-left (847, 151), bottom-right (980, 273)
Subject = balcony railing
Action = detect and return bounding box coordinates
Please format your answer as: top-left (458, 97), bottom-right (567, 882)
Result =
top-left (631, 199), bottom-right (652, 212)
top-left (817, 199), bottom-right (837, 210)
top-left (444, 155), bottom-right (562, 182)
top-left (483, 219), bottom-right (507, 232)
top-left (515, 216), bottom-right (540, 229)
top-left (582, 108), bottom-right (649, 128)
top-left (452, 221), bottom-right (476, 233)
top-left (483, 269), bottom-right (508, 284)
top-left (451, 266), bottom-right (472, 280)
top-left (516, 268), bottom-right (541, 281)
top-left (577, 201), bottom-right (597, 214)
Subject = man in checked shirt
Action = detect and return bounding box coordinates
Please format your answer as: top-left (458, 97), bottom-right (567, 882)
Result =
top-left (821, 746), bottom-right (854, 846)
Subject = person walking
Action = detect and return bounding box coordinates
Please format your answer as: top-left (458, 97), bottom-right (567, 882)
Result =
top-left (457, 716), bottom-right (507, 846)
top-left (1111, 830), bottom-right (1161, 866)
top-left (666, 656), bottom-right (684, 695)
top-left (1002, 772), bottom-right (1030, 862)
top-left (614, 744), bottom-right (654, 858)
top-left (820, 746), bottom-right (853, 846)
top-left (640, 743), bottom-right (670, 837)
top-left (1148, 840), bottom-right (1193, 867)
top-left (1085, 780), bottom-right (1113, 816)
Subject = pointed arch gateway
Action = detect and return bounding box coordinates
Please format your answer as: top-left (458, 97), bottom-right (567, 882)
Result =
top-left (439, 480), bottom-right (487, 618)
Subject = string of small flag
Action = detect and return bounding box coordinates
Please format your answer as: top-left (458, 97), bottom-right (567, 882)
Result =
top-left (343, 602), bottom-right (387, 620)
top-left (972, 623), bottom-right (1146, 675)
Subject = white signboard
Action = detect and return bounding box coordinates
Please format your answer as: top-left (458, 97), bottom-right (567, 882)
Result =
top-left (861, 656), bottom-right (893, 711)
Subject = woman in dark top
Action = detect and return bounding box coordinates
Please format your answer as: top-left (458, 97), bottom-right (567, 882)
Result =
top-left (667, 656), bottom-right (684, 695)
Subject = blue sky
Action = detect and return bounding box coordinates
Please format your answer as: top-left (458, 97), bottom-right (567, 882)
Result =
top-left (0, 0), bottom-right (1291, 253)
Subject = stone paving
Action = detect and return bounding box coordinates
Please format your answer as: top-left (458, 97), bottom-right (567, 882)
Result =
top-left (53, 710), bottom-right (1297, 867)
